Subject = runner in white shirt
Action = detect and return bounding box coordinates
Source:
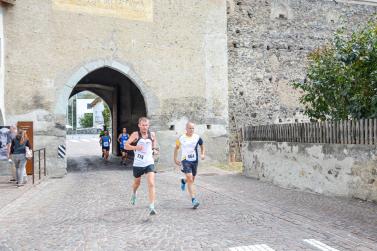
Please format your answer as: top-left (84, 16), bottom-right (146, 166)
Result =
top-left (174, 121), bottom-right (205, 209)
top-left (125, 117), bottom-right (158, 215)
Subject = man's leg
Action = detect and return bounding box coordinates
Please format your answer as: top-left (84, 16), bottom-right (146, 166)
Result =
top-left (188, 163), bottom-right (199, 209)
top-left (186, 173), bottom-right (195, 198)
top-left (131, 176), bottom-right (141, 205)
top-left (146, 170), bottom-right (156, 215)
top-left (132, 177), bottom-right (141, 194)
top-left (146, 171), bottom-right (156, 204)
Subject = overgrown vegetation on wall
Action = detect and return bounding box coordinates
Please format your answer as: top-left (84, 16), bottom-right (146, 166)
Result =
top-left (292, 19), bottom-right (377, 121)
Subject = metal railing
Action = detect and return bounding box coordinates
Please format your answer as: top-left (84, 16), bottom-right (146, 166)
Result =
top-left (32, 148), bottom-right (46, 184)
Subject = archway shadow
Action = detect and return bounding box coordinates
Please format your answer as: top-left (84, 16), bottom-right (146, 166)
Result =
top-left (67, 155), bottom-right (133, 173)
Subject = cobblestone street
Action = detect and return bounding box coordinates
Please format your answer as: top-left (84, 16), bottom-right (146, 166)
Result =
top-left (0, 153), bottom-right (376, 250)
top-left (0, 135), bottom-right (375, 251)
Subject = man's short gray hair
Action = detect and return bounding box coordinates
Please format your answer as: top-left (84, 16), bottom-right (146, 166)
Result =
top-left (138, 117), bottom-right (150, 123)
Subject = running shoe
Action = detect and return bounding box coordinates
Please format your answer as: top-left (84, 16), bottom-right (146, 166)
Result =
top-left (149, 206), bottom-right (157, 216)
top-left (130, 194), bottom-right (136, 205)
top-left (192, 198), bottom-right (200, 209)
top-left (180, 178), bottom-right (186, 191)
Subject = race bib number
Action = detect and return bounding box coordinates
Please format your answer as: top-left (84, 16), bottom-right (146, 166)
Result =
top-left (103, 142), bottom-right (109, 147)
top-left (186, 152), bottom-right (196, 161)
top-left (123, 140), bottom-right (127, 145)
top-left (136, 153), bottom-right (144, 160)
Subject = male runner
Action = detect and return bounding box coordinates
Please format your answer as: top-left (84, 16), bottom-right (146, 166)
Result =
top-left (118, 128), bottom-right (129, 165)
top-left (99, 126), bottom-right (107, 158)
top-left (174, 122), bottom-right (205, 209)
top-left (125, 117), bottom-right (158, 215)
top-left (100, 130), bottom-right (111, 161)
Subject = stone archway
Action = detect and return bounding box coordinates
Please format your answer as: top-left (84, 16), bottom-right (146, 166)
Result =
top-left (51, 59), bottom-right (160, 175)
top-left (69, 66), bottom-right (147, 155)
top-left (55, 59), bottom-right (159, 157)
top-left (55, 59), bottom-right (159, 117)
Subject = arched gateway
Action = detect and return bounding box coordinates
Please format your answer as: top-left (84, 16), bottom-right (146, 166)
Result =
top-left (53, 59), bottom-right (160, 175)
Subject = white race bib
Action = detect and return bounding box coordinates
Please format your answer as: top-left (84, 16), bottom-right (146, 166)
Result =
top-left (136, 152), bottom-right (145, 160)
top-left (103, 142), bottom-right (109, 147)
top-left (186, 152), bottom-right (196, 161)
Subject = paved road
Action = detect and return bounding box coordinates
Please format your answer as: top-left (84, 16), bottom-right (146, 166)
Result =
top-left (66, 134), bottom-right (104, 157)
top-left (0, 137), bottom-right (376, 250)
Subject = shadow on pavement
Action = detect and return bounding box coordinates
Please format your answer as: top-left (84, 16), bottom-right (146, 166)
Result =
top-left (67, 155), bottom-right (133, 173)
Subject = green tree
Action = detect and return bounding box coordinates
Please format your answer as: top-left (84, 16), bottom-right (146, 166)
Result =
top-left (102, 105), bottom-right (111, 128)
top-left (292, 19), bottom-right (377, 120)
top-left (79, 113), bottom-right (93, 128)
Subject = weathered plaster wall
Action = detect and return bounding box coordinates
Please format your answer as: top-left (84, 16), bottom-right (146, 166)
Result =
top-left (228, 0), bottom-right (377, 158)
top-left (243, 141), bottom-right (377, 202)
top-left (3, 0), bottom-right (228, 176)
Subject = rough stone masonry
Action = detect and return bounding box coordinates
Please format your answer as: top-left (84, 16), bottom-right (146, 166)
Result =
top-left (1, 0), bottom-right (377, 175)
top-left (2, 0), bottom-right (228, 176)
top-left (227, 0), bottom-right (377, 159)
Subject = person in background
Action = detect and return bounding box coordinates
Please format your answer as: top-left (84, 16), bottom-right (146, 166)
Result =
top-left (100, 130), bottom-right (111, 161)
top-left (99, 125), bottom-right (107, 158)
top-left (10, 130), bottom-right (31, 187)
top-left (118, 128), bottom-right (129, 165)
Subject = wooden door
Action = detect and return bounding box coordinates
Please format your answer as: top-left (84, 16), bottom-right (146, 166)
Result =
top-left (17, 121), bottom-right (33, 175)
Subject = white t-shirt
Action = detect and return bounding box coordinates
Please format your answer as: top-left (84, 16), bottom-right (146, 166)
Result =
top-left (176, 133), bottom-right (203, 162)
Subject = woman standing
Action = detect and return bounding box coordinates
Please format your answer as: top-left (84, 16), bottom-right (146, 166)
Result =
top-left (10, 130), bottom-right (31, 187)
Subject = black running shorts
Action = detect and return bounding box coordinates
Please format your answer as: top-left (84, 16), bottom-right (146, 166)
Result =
top-left (133, 164), bottom-right (155, 178)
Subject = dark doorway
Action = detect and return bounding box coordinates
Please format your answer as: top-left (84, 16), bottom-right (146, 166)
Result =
top-left (69, 67), bottom-right (147, 155)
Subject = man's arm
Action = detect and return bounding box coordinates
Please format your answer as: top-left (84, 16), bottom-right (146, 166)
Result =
top-left (125, 132), bottom-right (142, 151)
top-left (199, 144), bottom-right (205, 160)
top-left (199, 138), bottom-right (205, 160)
top-left (174, 144), bottom-right (181, 166)
top-left (151, 132), bottom-right (157, 148)
top-left (151, 132), bottom-right (159, 155)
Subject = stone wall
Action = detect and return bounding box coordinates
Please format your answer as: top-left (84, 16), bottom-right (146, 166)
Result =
top-left (228, 0), bottom-right (377, 159)
top-left (3, 0), bottom-right (229, 176)
top-left (243, 141), bottom-right (377, 202)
